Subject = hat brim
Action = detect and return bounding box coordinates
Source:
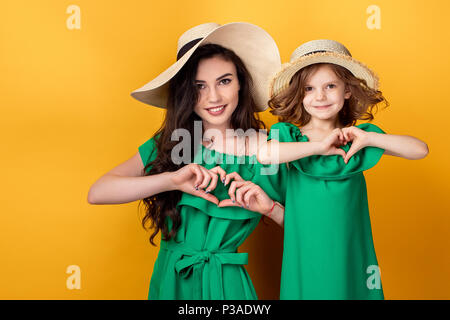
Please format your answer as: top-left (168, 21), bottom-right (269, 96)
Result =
top-left (131, 22), bottom-right (281, 112)
top-left (270, 51), bottom-right (379, 98)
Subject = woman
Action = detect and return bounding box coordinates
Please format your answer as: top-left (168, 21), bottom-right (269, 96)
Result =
top-left (88, 22), bottom-right (286, 300)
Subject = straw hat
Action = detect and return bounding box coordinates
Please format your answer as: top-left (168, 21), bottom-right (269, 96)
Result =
top-left (270, 39), bottom-right (379, 98)
top-left (131, 22), bottom-right (281, 112)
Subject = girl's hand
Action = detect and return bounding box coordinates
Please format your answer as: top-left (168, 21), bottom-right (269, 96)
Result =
top-left (218, 172), bottom-right (274, 216)
top-left (318, 128), bottom-right (347, 159)
top-left (341, 126), bottom-right (370, 164)
top-left (169, 163), bottom-right (220, 205)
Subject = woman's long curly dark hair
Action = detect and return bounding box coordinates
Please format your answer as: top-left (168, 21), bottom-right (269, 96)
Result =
top-left (140, 44), bottom-right (265, 245)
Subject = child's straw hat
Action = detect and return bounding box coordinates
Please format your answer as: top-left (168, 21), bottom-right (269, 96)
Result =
top-left (270, 39), bottom-right (379, 98)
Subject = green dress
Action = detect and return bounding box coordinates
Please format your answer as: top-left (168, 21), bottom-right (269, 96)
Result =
top-left (268, 122), bottom-right (385, 300)
top-left (139, 136), bottom-right (287, 300)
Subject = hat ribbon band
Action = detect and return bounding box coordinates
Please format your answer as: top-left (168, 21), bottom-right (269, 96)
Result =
top-left (177, 38), bottom-right (203, 61)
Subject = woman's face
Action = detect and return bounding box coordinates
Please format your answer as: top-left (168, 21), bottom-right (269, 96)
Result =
top-left (302, 64), bottom-right (351, 122)
top-left (194, 55), bottom-right (240, 130)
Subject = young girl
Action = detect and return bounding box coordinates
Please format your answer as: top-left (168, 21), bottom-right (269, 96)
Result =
top-left (87, 23), bottom-right (286, 300)
top-left (258, 39), bottom-right (429, 300)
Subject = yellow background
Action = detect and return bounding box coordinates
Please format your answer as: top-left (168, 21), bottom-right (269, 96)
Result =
top-left (1, 0), bottom-right (449, 299)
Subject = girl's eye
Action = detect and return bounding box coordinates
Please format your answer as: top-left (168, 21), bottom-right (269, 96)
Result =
top-left (327, 84), bottom-right (336, 89)
top-left (305, 86), bottom-right (313, 92)
top-left (219, 78), bottom-right (231, 85)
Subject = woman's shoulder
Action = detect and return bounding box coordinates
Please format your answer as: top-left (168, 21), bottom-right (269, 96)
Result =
top-left (138, 133), bottom-right (161, 169)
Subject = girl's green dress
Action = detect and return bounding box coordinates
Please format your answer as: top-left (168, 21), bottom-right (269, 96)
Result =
top-left (268, 122), bottom-right (385, 300)
top-left (139, 136), bottom-right (287, 300)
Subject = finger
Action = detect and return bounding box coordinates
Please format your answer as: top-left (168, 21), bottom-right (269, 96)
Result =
top-left (194, 190), bottom-right (219, 205)
top-left (190, 164), bottom-right (204, 190)
top-left (228, 180), bottom-right (246, 203)
top-left (243, 187), bottom-right (260, 208)
top-left (344, 144), bottom-right (360, 164)
top-left (342, 129), bottom-right (349, 143)
top-left (197, 166), bottom-right (212, 190)
top-left (340, 130), bottom-right (347, 145)
top-left (204, 170), bottom-right (219, 194)
top-left (224, 171), bottom-right (244, 186)
top-left (333, 147), bottom-right (347, 160)
top-left (235, 182), bottom-right (253, 207)
top-left (209, 166), bottom-right (227, 185)
top-left (334, 130), bottom-right (343, 145)
top-left (217, 199), bottom-right (240, 208)
top-left (338, 131), bottom-right (345, 145)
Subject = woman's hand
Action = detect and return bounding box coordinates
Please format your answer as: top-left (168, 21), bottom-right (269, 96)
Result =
top-left (318, 128), bottom-right (347, 159)
top-left (341, 126), bottom-right (371, 163)
top-left (218, 172), bottom-right (274, 216)
top-left (169, 163), bottom-right (220, 205)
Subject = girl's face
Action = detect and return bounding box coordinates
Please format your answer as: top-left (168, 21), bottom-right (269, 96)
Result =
top-left (194, 56), bottom-right (240, 130)
top-left (302, 64), bottom-right (351, 122)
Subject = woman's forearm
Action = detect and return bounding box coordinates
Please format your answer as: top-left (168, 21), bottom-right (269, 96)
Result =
top-left (367, 132), bottom-right (429, 159)
top-left (257, 140), bottom-right (322, 164)
top-left (87, 172), bottom-right (175, 205)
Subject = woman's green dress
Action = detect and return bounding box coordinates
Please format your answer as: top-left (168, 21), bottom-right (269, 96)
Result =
top-left (139, 136), bottom-right (287, 300)
top-left (268, 122), bottom-right (385, 300)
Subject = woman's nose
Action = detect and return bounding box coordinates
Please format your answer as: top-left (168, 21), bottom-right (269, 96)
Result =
top-left (208, 86), bottom-right (221, 103)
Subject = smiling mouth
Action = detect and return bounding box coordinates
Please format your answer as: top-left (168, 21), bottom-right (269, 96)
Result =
top-left (206, 104), bottom-right (227, 115)
top-left (314, 104), bottom-right (332, 109)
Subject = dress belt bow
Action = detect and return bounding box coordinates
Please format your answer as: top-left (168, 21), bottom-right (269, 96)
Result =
top-left (161, 240), bottom-right (248, 299)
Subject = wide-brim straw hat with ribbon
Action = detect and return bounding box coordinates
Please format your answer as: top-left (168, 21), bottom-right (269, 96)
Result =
top-left (131, 22), bottom-right (281, 112)
top-left (270, 39), bottom-right (379, 98)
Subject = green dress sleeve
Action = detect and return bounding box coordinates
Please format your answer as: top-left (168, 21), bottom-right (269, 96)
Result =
top-left (138, 134), bottom-right (159, 174)
top-left (269, 122), bottom-right (386, 180)
top-left (268, 122), bottom-right (306, 143)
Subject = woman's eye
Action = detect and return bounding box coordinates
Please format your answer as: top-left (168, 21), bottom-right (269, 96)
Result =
top-left (305, 86), bottom-right (313, 92)
top-left (196, 83), bottom-right (206, 90)
top-left (219, 78), bottom-right (231, 85)
top-left (327, 84), bottom-right (336, 89)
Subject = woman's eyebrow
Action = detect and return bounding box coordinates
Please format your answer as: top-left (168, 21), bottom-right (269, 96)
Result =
top-left (216, 73), bottom-right (233, 81)
top-left (195, 73), bottom-right (234, 82)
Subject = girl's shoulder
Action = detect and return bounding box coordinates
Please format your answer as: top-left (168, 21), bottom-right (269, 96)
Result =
top-left (269, 121), bottom-right (299, 131)
top-left (268, 122), bottom-right (305, 142)
top-left (355, 122), bottom-right (385, 134)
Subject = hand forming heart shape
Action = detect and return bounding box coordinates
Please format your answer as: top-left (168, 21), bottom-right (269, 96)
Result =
top-left (321, 126), bottom-right (370, 164)
top-left (170, 164), bottom-right (273, 215)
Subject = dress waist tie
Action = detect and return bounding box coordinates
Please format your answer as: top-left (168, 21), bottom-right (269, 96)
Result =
top-left (161, 240), bottom-right (248, 300)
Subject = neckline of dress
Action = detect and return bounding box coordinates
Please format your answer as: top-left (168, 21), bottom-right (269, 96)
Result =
top-left (201, 143), bottom-right (256, 159)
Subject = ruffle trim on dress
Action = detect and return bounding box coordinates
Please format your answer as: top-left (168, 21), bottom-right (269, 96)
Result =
top-left (268, 122), bottom-right (385, 180)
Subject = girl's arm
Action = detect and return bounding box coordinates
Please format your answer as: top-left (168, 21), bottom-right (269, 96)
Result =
top-left (87, 153), bottom-right (220, 205)
top-left (257, 128), bottom-right (347, 164)
top-left (341, 126), bottom-right (429, 163)
top-left (368, 132), bottom-right (429, 159)
top-left (257, 140), bottom-right (321, 165)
